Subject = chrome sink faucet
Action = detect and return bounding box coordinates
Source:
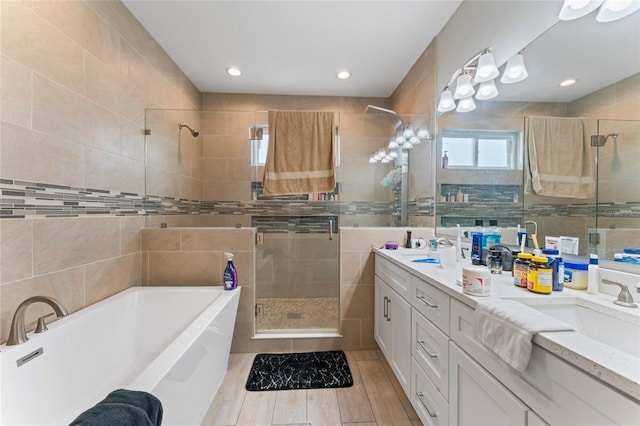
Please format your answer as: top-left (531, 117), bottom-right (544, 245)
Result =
top-left (602, 279), bottom-right (638, 309)
top-left (6, 296), bottom-right (68, 346)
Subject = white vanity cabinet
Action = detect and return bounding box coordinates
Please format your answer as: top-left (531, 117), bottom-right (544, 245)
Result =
top-left (449, 343), bottom-right (529, 425)
top-left (374, 275), bottom-right (411, 395)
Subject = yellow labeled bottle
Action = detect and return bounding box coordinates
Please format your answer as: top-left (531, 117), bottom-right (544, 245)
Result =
top-left (527, 256), bottom-right (552, 294)
top-left (513, 253), bottom-right (532, 288)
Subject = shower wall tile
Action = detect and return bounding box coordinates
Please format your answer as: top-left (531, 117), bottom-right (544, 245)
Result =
top-left (120, 216), bottom-right (145, 255)
top-left (34, 0), bottom-right (120, 71)
top-left (181, 228), bottom-right (254, 252)
top-left (33, 74), bottom-right (121, 154)
top-left (1, 1), bottom-right (85, 94)
top-left (84, 147), bottom-right (145, 195)
top-left (85, 253), bottom-right (141, 306)
top-left (0, 56), bottom-right (32, 128)
top-left (142, 229), bottom-right (181, 252)
top-left (341, 285), bottom-right (374, 320)
top-left (1, 121), bottom-right (85, 188)
top-left (0, 219), bottom-right (33, 284)
top-left (32, 217), bottom-right (120, 275)
top-left (149, 251), bottom-right (220, 286)
top-left (84, 53), bottom-right (147, 125)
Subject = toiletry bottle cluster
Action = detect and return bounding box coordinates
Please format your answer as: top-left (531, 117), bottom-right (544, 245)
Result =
top-left (470, 219), bottom-right (502, 264)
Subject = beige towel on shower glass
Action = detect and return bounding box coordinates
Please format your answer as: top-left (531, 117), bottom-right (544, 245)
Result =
top-left (263, 111), bottom-right (336, 195)
top-left (526, 116), bottom-right (595, 198)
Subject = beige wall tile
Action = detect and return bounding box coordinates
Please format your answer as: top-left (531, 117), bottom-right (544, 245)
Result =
top-left (202, 135), bottom-right (250, 159)
top-left (201, 158), bottom-right (227, 181)
top-left (145, 166), bottom-right (180, 199)
top-left (148, 251), bottom-right (220, 286)
top-left (236, 285), bottom-right (255, 323)
top-left (341, 251), bottom-right (361, 286)
top-left (34, 0), bottom-right (120, 70)
top-left (179, 176), bottom-right (201, 202)
top-left (120, 216), bottom-right (144, 255)
top-left (0, 266), bottom-right (85, 343)
top-left (181, 228), bottom-right (255, 252)
top-left (1, 121), bottom-right (84, 187)
top-left (1, 219), bottom-right (33, 284)
top-left (141, 229), bottom-right (181, 251)
top-left (1, 1), bottom-right (84, 94)
top-left (84, 147), bottom-right (145, 194)
top-left (33, 75), bottom-right (121, 154)
top-left (202, 181), bottom-right (252, 201)
top-left (84, 53), bottom-right (147, 125)
top-left (0, 56), bottom-right (32, 127)
top-left (33, 217), bottom-right (120, 275)
top-left (119, 119), bottom-right (145, 163)
top-left (341, 285), bottom-right (374, 320)
top-left (231, 321), bottom-right (291, 353)
top-left (85, 253), bottom-right (141, 306)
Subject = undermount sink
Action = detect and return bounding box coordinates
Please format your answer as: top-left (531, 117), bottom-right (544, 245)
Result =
top-left (508, 297), bottom-right (640, 359)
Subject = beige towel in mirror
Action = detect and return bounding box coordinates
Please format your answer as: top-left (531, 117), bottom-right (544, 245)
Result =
top-left (525, 116), bottom-right (595, 198)
top-left (263, 111), bottom-right (336, 195)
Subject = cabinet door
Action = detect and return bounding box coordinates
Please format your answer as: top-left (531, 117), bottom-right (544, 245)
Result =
top-left (389, 288), bottom-right (411, 397)
top-left (449, 343), bottom-right (528, 426)
top-left (374, 276), bottom-right (391, 356)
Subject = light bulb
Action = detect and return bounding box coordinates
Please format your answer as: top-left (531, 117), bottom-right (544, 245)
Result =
top-left (388, 139), bottom-right (399, 149)
top-left (409, 136), bottom-right (421, 145)
top-left (500, 53), bottom-right (528, 84)
top-left (453, 73), bottom-right (475, 99)
top-left (395, 135), bottom-right (405, 144)
top-left (369, 156), bottom-right (377, 163)
top-left (475, 79), bottom-right (499, 100)
top-left (417, 129), bottom-right (431, 139)
top-left (389, 151), bottom-right (398, 158)
top-left (456, 96), bottom-right (476, 113)
top-left (403, 125), bottom-right (415, 138)
top-left (475, 51), bottom-right (499, 83)
top-left (559, 0), bottom-right (603, 19)
top-left (402, 141), bottom-right (414, 150)
top-left (437, 88), bottom-right (456, 113)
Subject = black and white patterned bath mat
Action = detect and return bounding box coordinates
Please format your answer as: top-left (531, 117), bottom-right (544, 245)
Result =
top-left (245, 350), bottom-right (353, 391)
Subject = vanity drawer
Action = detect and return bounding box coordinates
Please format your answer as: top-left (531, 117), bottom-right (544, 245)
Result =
top-left (412, 276), bottom-right (450, 334)
top-left (375, 255), bottom-right (412, 302)
top-left (412, 308), bottom-right (449, 400)
top-left (411, 357), bottom-right (449, 426)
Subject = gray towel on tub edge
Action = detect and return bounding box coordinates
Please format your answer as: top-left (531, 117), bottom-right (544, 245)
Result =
top-left (69, 389), bottom-right (163, 426)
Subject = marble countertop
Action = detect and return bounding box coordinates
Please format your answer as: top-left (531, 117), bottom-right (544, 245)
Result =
top-left (374, 247), bottom-right (640, 401)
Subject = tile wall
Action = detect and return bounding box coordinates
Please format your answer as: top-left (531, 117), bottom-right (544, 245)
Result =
top-left (0, 0), bottom-right (201, 343)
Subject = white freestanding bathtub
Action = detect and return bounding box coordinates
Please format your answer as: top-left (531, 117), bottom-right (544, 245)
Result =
top-left (0, 286), bottom-right (241, 425)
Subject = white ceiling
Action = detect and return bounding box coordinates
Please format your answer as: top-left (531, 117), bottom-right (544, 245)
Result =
top-left (122, 0), bottom-right (462, 97)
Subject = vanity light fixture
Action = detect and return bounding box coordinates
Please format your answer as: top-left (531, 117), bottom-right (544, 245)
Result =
top-left (226, 67), bottom-right (242, 77)
top-left (560, 78), bottom-right (578, 87)
top-left (437, 47), bottom-right (528, 114)
top-left (337, 70), bottom-right (351, 80)
top-left (370, 126), bottom-right (431, 164)
top-left (559, 0), bottom-right (639, 21)
top-left (500, 52), bottom-right (528, 84)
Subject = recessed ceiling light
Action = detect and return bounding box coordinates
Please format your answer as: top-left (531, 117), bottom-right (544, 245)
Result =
top-left (560, 78), bottom-right (578, 87)
top-left (337, 70), bottom-right (351, 80)
top-left (226, 67), bottom-right (242, 77)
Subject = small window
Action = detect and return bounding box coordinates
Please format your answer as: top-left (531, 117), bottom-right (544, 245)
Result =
top-left (442, 129), bottom-right (520, 169)
top-left (251, 127), bottom-right (269, 166)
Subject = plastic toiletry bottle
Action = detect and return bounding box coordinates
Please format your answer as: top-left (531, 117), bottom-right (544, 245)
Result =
top-left (442, 151), bottom-right (448, 169)
top-left (587, 254), bottom-right (599, 294)
top-left (486, 219), bottom-right (501, 245)
top-left (223, 252), bottom-right (238, 290)
top-left (542, 248), bottom-right (562, 291)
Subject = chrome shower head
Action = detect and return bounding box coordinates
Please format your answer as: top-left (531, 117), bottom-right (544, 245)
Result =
top-left (179, 123), bottom-right (199, 137)
top-left (590, 132), bottom-right (618, 146)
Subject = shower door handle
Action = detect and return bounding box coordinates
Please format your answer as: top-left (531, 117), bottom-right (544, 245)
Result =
top-left (328, 220), bottom-right (333, 240)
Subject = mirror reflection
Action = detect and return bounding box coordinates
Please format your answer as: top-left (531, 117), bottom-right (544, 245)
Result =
top-left (436, 11), bottom-right (639, 263)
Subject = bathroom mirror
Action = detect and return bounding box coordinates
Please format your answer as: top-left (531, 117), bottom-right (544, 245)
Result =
top-left (436, 11), bottom-right (640, 264)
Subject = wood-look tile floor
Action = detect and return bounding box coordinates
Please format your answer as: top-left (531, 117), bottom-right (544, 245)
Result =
top-left (202, 350), bottom-right (422, 426)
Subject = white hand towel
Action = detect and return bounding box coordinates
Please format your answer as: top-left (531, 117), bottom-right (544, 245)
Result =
top-left (472, 299), bottom-right (575, 374)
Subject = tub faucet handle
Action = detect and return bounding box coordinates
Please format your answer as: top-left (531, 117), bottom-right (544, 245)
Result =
top-left (35, 313), bottom-right (55, 333)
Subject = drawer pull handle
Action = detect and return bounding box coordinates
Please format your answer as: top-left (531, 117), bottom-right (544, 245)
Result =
top-left (417, 294), bottom-right (438, 308)
top-left (383, 296), bottom-right (388, 319)
top-left (386, 298), bottom-right (391, 322)
top-left (416, 392), bottom-right (437, 418)
top-left (417, 339), bottom-right (438, 358)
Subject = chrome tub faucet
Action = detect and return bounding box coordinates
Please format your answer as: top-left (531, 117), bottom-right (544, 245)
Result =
top-left (6, 296), bottom-right (69, 346)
